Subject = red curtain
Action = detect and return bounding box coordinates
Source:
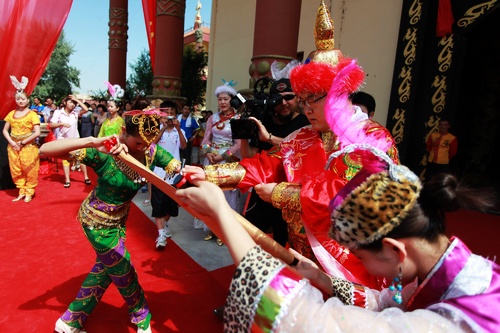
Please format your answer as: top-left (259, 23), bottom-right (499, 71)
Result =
top-left (142, 0), bottom-right (156, 73)
top-left (436, 0), bottom-right (454, 37)
top-left (0, 0), bottom-right (73, 120)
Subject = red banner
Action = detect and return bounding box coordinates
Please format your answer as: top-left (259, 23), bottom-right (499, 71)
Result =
top-left (0, 0), bottom-right (73, 120)
top-left (436, 0), bottom-right (454, 37)
top-left (142, 0), bottom-right (156, 73)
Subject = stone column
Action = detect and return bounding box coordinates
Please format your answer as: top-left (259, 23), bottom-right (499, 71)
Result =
top-left (150, 0), bottom-right (186, 101)
top-left (108, 0), bottom-right (128, 89)
top-left (249, 0), bottom-right (302, 89)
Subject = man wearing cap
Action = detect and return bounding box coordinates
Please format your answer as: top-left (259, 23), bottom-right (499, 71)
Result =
top-left (240, 65), bottom-right (310, 247)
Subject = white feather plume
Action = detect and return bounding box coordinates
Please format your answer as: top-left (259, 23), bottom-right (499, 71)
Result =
top-left (270, 60), bottom-right (301, 80)
top-left (10, 75), bottom-right (28, 91)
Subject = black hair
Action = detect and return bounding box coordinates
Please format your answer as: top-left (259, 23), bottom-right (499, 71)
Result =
top-left (361, 173), bottom-right (495, 250)
top-left (62, 95), bottom-right (77, 106)
top-left (124, 116), bottom-right (140, 137)
top-left (160, 100), bottom-right (178, 110)
top-left (109, 99), bottom-right (123, 109)
top-left (131, 96), bottom-right (151, 111)
top-left (96, 104), bottom-right (107, 113)
top-left (351, 91), bottom-right (376, 113)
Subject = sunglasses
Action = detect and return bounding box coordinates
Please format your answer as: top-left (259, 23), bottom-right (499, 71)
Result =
top-left (282, 94), bottom-right (296, 101)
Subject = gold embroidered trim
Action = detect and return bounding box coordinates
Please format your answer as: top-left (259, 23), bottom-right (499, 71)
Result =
top-left (74, 149), bottom-right (86, 162)
top-left (78, 194), bottom-right (130, 229)
top-left (267, 145), bottom-right (282, 158)
top-left (271, 182), bottom-right (302, 212)
top-left (165, 159), bottom-right (181, 177)
top-left (321, 129), bottom-right (339, 154)
top-left (10, 133), bottom-right (32, 140)
top-left (342, 151), bottom-right (363, 181)
top-left (204, 162), bottom-right (246, 190)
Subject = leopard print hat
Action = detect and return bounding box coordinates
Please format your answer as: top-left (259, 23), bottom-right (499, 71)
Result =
top-left (330, 148), bottom-right (422, 248)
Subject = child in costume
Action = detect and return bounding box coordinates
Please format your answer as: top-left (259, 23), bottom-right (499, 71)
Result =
top-left (98, 83), bottom-right (125, 137)
top-left (2, 75), bottom-right (40, 202)
top-left (41, 109), bottom-right (181, 333)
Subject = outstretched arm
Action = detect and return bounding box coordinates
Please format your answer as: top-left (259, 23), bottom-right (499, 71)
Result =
top-left (40, 135), bottom-right (126, 160)
top-left (176, 180), bottom-right (256, 264)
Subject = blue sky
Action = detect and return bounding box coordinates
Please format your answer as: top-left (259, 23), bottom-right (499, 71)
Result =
top-left (64, 0), bottom-right (211, 95)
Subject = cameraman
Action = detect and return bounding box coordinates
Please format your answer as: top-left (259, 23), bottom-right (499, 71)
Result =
top-left (241, 78), bottom-right (309, 246)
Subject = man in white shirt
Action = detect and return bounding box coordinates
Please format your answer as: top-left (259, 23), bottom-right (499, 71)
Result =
top-left (151, 101), bottom-right (187, 249)
top-left (50, 95), bottom-right (91, 188)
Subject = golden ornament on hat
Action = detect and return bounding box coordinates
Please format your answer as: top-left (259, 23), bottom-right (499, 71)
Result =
top-left (306, 0), bottom-right (344, 66)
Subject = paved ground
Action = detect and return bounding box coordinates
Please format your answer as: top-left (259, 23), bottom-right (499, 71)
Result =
top-left (132, 188), bottom-right (234, 271)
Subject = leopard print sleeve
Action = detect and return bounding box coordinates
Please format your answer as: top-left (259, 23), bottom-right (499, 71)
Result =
top-left (329, 276), bottom-right (368, 308)
top-left (224, 246), bottom-right (305, 333)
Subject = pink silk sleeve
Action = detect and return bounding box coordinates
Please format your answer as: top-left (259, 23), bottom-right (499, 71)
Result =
top-left (227, 139), bottom-right (241, 156)
top-left (200, 115), bottom-right (214, 146)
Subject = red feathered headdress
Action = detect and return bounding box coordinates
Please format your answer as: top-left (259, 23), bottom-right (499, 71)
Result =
top-left (290, 58), bottom-right (365, 96)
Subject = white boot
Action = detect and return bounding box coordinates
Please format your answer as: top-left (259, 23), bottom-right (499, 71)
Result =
top-left (54, 318), bottom-right (87, 333)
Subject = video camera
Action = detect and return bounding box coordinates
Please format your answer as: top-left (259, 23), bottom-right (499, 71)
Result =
top-left (230, 77), bottom-right (284, 140)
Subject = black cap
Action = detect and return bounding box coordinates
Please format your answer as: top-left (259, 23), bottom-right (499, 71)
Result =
top-left (270, 78), bottom-right (293, 95)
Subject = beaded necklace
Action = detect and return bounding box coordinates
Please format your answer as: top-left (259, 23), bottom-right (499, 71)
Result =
top-left (214, 109), bottom-right (236, 130)
top-left (113, 156), bottom-right (147, 184)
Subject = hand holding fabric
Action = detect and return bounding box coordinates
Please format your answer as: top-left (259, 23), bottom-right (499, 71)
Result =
top-left (254, 183), bottom-right (276, 203)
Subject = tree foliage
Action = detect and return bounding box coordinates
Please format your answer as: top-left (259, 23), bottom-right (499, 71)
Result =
top-left (88, 89), bottom-right (109, 101)
top-left (181, 47), bottom-right (208, 107)
top-left (126, 48), bottom-right (153, 100)
top-left (126, 46), bottom-right (208, 106)
top-left (32, 31), bottom-right (80, 102)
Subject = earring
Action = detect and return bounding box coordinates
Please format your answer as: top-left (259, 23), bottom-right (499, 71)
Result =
top-left (389, 265), bottom-right (403, 304)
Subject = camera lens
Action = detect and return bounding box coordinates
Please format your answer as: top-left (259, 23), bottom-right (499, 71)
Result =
top-left (267, 94), bottom-right (284, 108)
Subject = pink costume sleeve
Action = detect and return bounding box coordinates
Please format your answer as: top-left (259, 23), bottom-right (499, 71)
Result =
top-left (200, 115), bottom-right (213, 147)
top-left (226, 246), bottom-right (468, 333)
top-left (227, 138), bottom-right (241, 157)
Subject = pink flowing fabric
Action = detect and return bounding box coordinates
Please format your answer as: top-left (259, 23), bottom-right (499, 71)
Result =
top-left (142, 0), bottom-right (156, 73)
top-left (0, 0), bottom-right (73, 120)
top-left (303, 222), bottom-right (362, 284)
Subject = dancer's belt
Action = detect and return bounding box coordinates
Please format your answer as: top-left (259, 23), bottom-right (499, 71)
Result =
top-left (79, 190), bottom-right (131, 229)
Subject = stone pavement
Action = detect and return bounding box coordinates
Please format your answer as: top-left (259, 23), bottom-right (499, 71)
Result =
top-left (132, 188), bottom-right (234, 271)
